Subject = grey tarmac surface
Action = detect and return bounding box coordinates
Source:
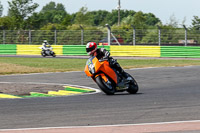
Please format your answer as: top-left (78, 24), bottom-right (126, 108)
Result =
top-left (0, 64), bottom-right (200, 132)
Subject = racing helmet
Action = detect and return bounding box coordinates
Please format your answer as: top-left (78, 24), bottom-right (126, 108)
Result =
top-left (86, 42), bottom-right (97, 55)
top-left (43, 40), bottom-right (48, 44)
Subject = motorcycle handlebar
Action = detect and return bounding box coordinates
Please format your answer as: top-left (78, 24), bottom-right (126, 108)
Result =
top-left (99, 57), bottom-right (109, 62)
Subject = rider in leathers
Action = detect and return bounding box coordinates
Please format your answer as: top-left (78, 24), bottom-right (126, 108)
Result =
top-left (86, 42), bottom-right (130, 79)
top-left (41, 40), bottom-right (51, 51)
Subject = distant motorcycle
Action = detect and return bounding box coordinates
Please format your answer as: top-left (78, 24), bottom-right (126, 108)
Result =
top-left (84, 56), bottom-right (139, 95)
top-left (40, 45), bottom-right (56, 57)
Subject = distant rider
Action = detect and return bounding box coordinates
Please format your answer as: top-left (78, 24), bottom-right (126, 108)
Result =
top-left (86, 42), bottom-right (130, 80)
top-left (41, 40), bottom-right (51, 51)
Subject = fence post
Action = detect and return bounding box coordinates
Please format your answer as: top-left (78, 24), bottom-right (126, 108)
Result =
top-left (3, 30), bottom-right (5, 44)
top-left (29, 29), bottom-right (31, 45)
top-left (105, 24), bottom-right (111, 46)
top-left (131, 25), bottom-right (136, 46)
top-left (183, 25), bottom-right (187, 46)
top-left (54, 29), bottom-right (57, 45)
top-left (80, 25), bottom-right (84, 45)
top-left (157, 26), bottom-right (161, 46)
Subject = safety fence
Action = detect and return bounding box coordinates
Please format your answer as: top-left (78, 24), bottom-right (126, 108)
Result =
top-left (0, 45), bottom-right (200, 58)
top-left (0, 30), bottom-right (107, 45)
top-left (1, 28), bottom-right (200, 46)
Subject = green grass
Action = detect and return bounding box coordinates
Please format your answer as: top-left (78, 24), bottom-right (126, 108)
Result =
top-left (0, 57), bottom-right (87, 72)
top-left (0, 57), bottom-right (200, 75)
top-left (118, 59), bottom-right (200, 69)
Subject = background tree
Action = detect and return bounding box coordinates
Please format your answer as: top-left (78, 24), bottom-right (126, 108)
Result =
top-left (131, 11), bottom-right (147, 28)
top-left (0, 16), bottom-right (15, 29)
top-left (103, 10), bottom-right (136, 26)
top-left (0, 1), bottom-right (3, 17)
top-left (39, 2), bottom-right (67, 27)
top-left (62, 14), bottom-right (72, 26)
top-left (191, 16), bottom-right (200, 30)
top-left (25, 13), bottom-right (42, 29)
top-left (8, 0), bottom-right (39, 29)
top-left (144, 13), bottom-right (160, 26)
top-left (131, 11), bottom-right (148, 42)
top-left (86, 10), bottom-right (110, 26)
top-left (74, 6), bottom-right (93, 25)
top-left (189, 16), bottom-right (200, 43)
top-left (167, 14), bottom-right (179, 28)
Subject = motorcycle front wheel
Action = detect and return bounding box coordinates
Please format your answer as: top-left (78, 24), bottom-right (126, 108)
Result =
top-left (41, 51), bottom-right (46, 57)
top-left (126, 73), bottom-right (139, 94)
top-left (95, 76), bottom-right (115, 95)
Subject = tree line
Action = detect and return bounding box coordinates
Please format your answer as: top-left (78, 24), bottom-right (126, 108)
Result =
top-left (1, 0), bottom-right (199, 30)
top-left (0, 0), bottom-right (200, 45)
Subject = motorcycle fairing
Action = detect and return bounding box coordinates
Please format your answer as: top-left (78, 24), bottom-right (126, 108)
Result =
top-left (84, 56), bottom-right (117, 84)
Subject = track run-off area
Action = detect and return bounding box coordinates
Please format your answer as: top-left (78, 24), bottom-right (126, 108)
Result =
top-left (0, 65), bottom-right (200, 132)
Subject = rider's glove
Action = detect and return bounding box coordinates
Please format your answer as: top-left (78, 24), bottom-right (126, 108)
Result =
top-left (105, 51), bottom-right (110, 58)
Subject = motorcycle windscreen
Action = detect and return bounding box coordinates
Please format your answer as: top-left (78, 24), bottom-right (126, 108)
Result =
top-left (84, 56), bottom-right (98, 77)
top-left (84, 65), bottom-right (92, 77)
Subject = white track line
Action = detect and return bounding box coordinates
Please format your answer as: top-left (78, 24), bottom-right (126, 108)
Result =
top-left (1, 120), bottom-right (200, 131)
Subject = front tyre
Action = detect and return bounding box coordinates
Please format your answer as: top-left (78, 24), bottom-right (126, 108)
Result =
top-left (126, 73), bottom-right (139, 94)
top-left (41, 51), bottom-right (46, 57)
top-left (96, 76), bottom-right (115, 95)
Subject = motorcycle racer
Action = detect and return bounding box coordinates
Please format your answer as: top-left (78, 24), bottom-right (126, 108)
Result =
top-left (41, 40), bottom-right (51, 51)
top-left (86, 42), bottom-right (130, 80)
top-left (40, 40), bottom-right (56, 57)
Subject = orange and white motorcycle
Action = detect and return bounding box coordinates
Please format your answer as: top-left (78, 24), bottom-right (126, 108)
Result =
top-left (84, 56), bottom-right (139, 95)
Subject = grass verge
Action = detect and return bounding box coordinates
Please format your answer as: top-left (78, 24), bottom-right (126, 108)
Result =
top-left (0, 57), bottom-right (200, 75)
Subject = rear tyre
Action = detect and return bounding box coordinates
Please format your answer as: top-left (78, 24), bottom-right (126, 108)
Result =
top-left (96, 76), bottom-right (115, 95)
top-left (52, 53), bottom-right (56, 57)
top-left (126, 73), bottom-right (139, 94)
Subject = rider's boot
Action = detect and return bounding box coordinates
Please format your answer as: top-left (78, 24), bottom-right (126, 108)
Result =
top-left (110, 59), bottom-right (132, 81)
top-left (121, 70), bottom-right (132, 81)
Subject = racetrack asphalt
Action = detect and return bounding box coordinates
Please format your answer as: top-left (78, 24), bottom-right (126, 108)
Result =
top-left (0, 65), bottom-right (200, 132)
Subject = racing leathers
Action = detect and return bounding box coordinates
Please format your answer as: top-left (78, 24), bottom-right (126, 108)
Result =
top-left (41, 43), bottom-right (52, 51)
top-left (91, 48), bottom-right (128, 79)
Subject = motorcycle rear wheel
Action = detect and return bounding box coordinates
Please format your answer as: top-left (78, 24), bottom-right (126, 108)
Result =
top-left (126, 73), bottom-right (139, 94)
top-left (52, 53), bottom-right (56, 57)
top-left (96, 76), bottom-right (115, 95)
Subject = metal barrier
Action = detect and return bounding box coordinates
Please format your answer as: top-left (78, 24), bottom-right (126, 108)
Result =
top-left (161, 46), bottom-right (200, 58)
top-left (110, 46), bottom-right (160, 57)
top-left (0, 45), bottom-right (16, 55)
top-left (0, 45), bottom-right (110, 56)
top-left (0, 45), bottom-right (199, 58)
top-left (0, 28), bottom-right (200, 46)
top-left (0, 30), bottom-right (107, 45)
